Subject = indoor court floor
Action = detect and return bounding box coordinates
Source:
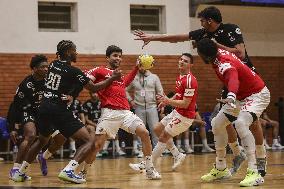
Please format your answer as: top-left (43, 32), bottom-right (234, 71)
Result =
top-left (0, 151), bottom-right (283, 189)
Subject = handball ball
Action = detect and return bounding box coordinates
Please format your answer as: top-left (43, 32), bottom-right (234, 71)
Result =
top-left (139, 54), bottom-right (155, 70)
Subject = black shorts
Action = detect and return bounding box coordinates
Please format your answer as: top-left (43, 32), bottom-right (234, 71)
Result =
top-left (38, 99), bottom-right (84, 138)
top-left (189, 122), bottom-right (199, 131)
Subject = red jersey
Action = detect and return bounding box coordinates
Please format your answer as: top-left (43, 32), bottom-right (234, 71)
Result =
top-left (175, 73), bottom-right (198, 119)
top-left (85, 66), bottom-right (138, 110)
top-left (213, 49), bottom-right (265, 100)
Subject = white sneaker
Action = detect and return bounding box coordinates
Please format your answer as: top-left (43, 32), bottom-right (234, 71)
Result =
top-left (177, 146), bottom-right (185, 153)
top-left (272, 142), bottom-right (284, 150)
top-left (58, 169), bottom-right (86, 184)
top-left (117, 149), bottom-right (126, 156)
top-left (96, 152), bottom-right (103, 158)
top-left (146, 167), bottom-right (161, 180)
top-left (202, 146), bottom-right (215, 153)
top-left (163, 149), bottom-right (171, 154)
top-left (172, 153), bottom-right (186, 171)
top-left (265, 143), bottom-right (272, 150)
top-left (184, 146), bottom-right (194, 154)
top-left (129, 161), bottom-right (146, 173)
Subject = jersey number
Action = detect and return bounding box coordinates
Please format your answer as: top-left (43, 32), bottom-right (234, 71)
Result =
top-left (46, 73), bottom-right (61, 90)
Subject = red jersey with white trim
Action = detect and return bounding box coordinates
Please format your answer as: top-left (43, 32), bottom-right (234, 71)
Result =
top-left (175, 73), bottom-right (198, 119)
top-left (85, 66), bottom-right (138, 110)
top-left (213, 49), bottom-right (265, 100)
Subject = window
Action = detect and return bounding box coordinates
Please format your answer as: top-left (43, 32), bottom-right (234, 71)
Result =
top-left (130, 5), bottom-right (165, 33)
top-left (38, 2), bottom-right (78, 32)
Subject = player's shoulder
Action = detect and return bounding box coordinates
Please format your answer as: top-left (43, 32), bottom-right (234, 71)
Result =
top-left (223, 23), bottom-right (242, 34)
top-left (18, 75), bottom-right (33, 89)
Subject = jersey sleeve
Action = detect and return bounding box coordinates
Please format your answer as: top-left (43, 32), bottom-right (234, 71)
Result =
top-left (85, 67), bottom-right (99, 82)
top-left (182, 75), bottom-right (197, 98)
top-left (227, 24), bottom-right (244, 46)
top-left (189, 29), bottom-right (206, 41)
top-left (13, 82), bottom-right (31, 111)
top-left (72, 67), bottom-right (90, 87)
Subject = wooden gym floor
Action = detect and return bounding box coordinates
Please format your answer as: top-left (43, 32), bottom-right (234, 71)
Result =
top-left (0, 151), bottom-right (283, 189)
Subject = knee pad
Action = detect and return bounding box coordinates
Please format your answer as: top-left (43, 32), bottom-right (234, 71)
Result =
top-left (233, 112), bottom-right (253, 139)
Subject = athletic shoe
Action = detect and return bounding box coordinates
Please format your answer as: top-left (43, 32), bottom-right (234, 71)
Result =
top-left (256, 158), bottom-right (267, 177)
top-left (184, 146), bottom-right (194, 154)
top-left (96, 152), bottom-right (103, 158)
top-left (101, 150), bottom-right (109, 156)
top-left (239, 168), bottom-right (264, 187)
top-left (162, 149), bottom-right (171, 155)
top-left (11, 170), bottom-right (25, 182)
top-left (172, 153), bottom-right (186, 171)
top-left (129, 161), bottom-right (146, 173)
top-left (272, 142), bottom-right (284, 150)
top-left (58, 169), bottom-right (86, 184)
top-left (37, 153), bottom-right (48, 176)
top-left (116, 149), bottom-right (126, 156)
top-left (10, 168), bottom-right (31, 181)
top-left (133, 149), bottom-right (140, 156)
top-left (137, 151), bottom-right (144, 158)
top-left (201, 165), bottom-right (231, 182)
top-left (146, 167), bottom-right (161, 180)
top-left (229, 149), bottom-right (246, 175)
top-left (201, 146), bottom-right (215, 153)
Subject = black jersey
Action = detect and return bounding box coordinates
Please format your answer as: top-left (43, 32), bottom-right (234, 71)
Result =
top-left (83, 99), bottom-right (101, 123)
top-left (189, 23), bottom-right (256, 72)
top-left (44, 60), bottom-right (90, 103)
top-left (68, 99), bottom-right (84, 118)
top-left (14, 74), bottom-right (45, 113)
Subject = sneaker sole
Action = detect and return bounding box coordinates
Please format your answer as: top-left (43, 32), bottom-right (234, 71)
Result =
top-left (129, 164), bottom-right (145, 173)
top-left (58, 174), bottom-right (85, 184)
top-left (239, 177), bottom-right (264, 187)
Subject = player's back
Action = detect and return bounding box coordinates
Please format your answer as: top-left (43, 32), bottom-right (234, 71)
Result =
top-left (215, 49), bottom-right (264, 100)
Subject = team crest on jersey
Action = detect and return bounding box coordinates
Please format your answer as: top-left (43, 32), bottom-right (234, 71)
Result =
top-left (27, 82), bottom-right (34, 88)
top-left (235, 28), bottom-right (241, 35)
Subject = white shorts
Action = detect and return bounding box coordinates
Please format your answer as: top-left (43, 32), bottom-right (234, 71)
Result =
top-left (160, 109), bottom-right (194, 137)
top-left (222, 86), bottom-right (270, 118)
top-left (95, 108), bottom-right (145, 139)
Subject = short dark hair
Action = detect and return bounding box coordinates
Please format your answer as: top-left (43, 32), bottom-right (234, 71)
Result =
top-left (56, 40), bottom-right (76, 58)
top-left (30, 54), bottom-right (48, 69)
top-left (196, 38), bottom-right (218, 59)
top-left (106, 45), bottom-right (122, 57)
top-left (182, 53), bottom-right (193, 64)
top-left (198, 6), bottom-right (222, 23)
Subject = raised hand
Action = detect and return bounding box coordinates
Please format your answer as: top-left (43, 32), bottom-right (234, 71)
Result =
top-left (133, 30), bottom-right (152, 49)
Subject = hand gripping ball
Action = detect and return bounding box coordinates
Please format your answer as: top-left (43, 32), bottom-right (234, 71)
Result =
top-left (139, 54), bottom-right (155, 70)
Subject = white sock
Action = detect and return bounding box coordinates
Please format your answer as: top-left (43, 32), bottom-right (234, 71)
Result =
top-left (176, 139), bottom-right (181, 148)
top-left (69, 140), bottom-right (76, 151)
top-left (152, 141), bottom-right (167, 162)
top-left (184, 139), bottom-right (190, 147)
top-left (115, 139), bottom-right (121, 151)
top-left (103, 140), bottom-right (111, 151)
top-left (19, 161), bottom-right (30, 174)
top-left (242, 133), bottom-right (257, 171)
top-left (43, 149), bottom-right (53, 160)
top-left (167, 139), bottom-right (180, 157)
top-left (133, 140), bottom-right (138, 150)
top-left (229, 141), bottom-right (241, 156)
top-left (216, 157), bottom-right (226, 170)
top-left (13, 163), bottom-right (21, 169)
top-left (64, 160), bottom-right (79, 171)
top-left (145, 156), bottom-right (154, 169)
top-left (202, 138), bottom-right (209, 148)
top-left (256, 143), bottom-right (266, 159)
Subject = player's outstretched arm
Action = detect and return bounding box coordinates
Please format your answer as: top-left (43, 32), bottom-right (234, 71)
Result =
top-left (84, 69), bottom-right (122, 93)
top-left (133, 30), bottom-right (189, 48)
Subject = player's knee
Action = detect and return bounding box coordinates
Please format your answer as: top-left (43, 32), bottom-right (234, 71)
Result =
top-left (154, 123), bottom-right (163, 136)
top-left (233, 119), bottom-right (250, 139)
top-left (211, 117), bottom-right (222, 135)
